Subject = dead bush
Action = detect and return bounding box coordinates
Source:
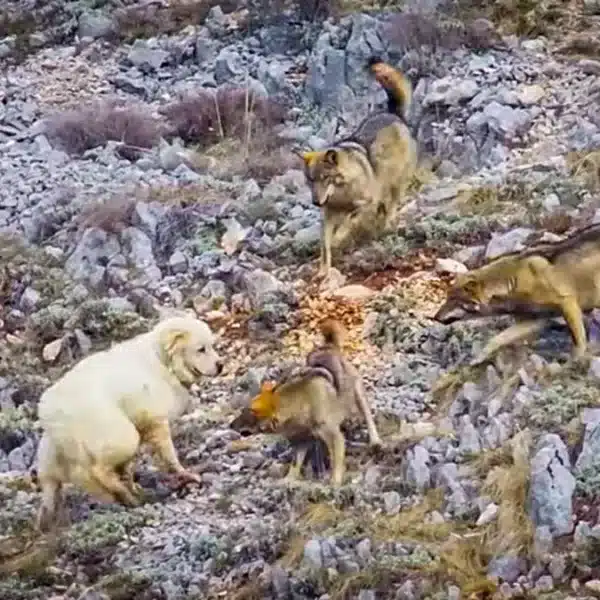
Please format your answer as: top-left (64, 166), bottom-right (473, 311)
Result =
top-left (76, 195), bottom-right (136, 234)
top-left (114, 0), bottom-right (242, 40)
top-left (382, 12), bottom-right (506, 54)
top-left (161, 85), bottom-right (288, 148)
top-left (45, 99), bottom-right (163, 156)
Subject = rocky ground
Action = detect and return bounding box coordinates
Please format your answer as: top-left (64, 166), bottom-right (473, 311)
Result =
top-left (5, 0), bottom-right (600, 598)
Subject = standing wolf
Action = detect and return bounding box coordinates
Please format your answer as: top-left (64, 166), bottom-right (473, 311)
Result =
top-left (301, 58), bottom-right (418, 275)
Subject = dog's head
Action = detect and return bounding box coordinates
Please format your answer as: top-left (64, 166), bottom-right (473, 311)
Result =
top-left (433, 273), bottom-right (487, 324)
top-left (156, 316), bottom-right (223, 385)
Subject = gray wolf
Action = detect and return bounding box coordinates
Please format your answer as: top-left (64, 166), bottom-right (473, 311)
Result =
top-left (300, 58), bottom-right (418, 275)
top-left (434, 222), bottom-right (600, 364)
top-left (229, 319), bottom-right (382, 487)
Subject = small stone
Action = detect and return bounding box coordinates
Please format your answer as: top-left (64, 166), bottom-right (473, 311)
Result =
top-left (476, 502), bottom-right (499, 526)
top-left (435, 258), bottom-right (467, 274)
top-left (383, 491), bottom-right (401, 516)
top-left (585, 580), bottom-right (600, 595)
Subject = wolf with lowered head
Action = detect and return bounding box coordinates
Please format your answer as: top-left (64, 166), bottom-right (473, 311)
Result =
top-left (300, 58), bottom-right (419, 275)
top-left (434, 222), bottom-right (600, 365)
top-left (230, 319), bottom-right (382, 487)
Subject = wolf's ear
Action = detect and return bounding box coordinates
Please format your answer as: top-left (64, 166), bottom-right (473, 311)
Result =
top-left (161, 329), bottom-right (190, 355)
top-left (324, 149), bottom-right (338, 166)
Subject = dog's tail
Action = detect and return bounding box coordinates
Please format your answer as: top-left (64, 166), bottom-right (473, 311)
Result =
top-left (320, 319), bottom-right (346, 350)
top-left (367, 56), bottom-right (412, 122)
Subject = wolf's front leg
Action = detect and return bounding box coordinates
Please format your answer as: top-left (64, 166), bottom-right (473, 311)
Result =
top-left (145, 418), bottom-right (201, 485)
top-left (319, 215), bottom-right (335, 275)
top-left (354, 379), bottom-right (383, 448)
top-left (285, 446), bottom-right (308, 483)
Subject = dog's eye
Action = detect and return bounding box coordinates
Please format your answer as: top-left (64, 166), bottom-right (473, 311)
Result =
top-left (197, 346), bottom-right (205, 353)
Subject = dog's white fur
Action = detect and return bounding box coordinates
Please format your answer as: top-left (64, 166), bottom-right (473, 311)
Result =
top-left (35, 315), bottom-right (222, 532)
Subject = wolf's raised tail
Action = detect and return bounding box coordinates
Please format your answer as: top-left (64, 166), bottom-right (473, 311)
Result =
top-left (320, 319), bottom-right (346, 351)
top-left (367, 57), bottom-right (413, 122)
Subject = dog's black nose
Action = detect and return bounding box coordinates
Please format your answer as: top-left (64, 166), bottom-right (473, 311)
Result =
top-left (216, 361), bottom-right (224, 374)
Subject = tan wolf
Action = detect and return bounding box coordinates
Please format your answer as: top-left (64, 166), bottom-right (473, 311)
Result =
top-left (35, 315), bottom-right (223, 532)
top-left (434, 222), bottom-right (600, 364)
top-left (229, 319), bottom-right (382, 487)
top-left (300, 58), bottom-right (418, 275)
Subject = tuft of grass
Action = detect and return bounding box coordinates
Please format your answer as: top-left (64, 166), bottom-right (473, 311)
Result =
top-left (568, 149), bottom-right (600, 191)
top-left (440, 430), bottom-right (533, 592)
top-left (44, 99), bottom-right (163, 156)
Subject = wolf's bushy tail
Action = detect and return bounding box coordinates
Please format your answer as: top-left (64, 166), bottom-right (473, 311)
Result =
top-left (320, 319), bottom-right (346, 350)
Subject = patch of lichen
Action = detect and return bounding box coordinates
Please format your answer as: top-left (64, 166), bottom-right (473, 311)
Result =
top-left (64, 509), bottom-right (149, 557)
top-left (525, 377), bottom-right (600, 434)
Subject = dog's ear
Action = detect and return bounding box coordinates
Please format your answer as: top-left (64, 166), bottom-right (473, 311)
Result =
top-left (324, 149), bottom-right (338, 166)
top-left (161, 328), bottom-right (190, 355)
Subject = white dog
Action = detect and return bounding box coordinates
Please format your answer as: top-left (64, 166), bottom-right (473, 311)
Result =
top-left (35, 315), bottom-right (223, 532)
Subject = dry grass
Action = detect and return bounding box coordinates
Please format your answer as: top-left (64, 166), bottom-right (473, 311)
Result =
top-left (440, 430), bottom-right (533, 592)
top-left (44, 100), bottom-right (163, 156)
top-left (568, 149), bottom-right (600, 191)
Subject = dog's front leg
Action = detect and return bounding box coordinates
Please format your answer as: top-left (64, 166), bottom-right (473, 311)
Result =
top-left (144, 418), bottom-right (202, 485)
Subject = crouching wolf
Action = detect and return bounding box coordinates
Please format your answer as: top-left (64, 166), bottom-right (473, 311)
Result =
top-left (300, 58), bottom-right (419, 275)
top-left (35, 315), bottom-right (223, 532)
top-left (230, 319), bottom-right (382, 487)
top-left (434, 222), bottom-right (600, 365)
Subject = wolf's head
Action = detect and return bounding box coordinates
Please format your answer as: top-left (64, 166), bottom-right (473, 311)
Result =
top-left (249, 380), bottom-right (280, 419)
top-left (301, 149), bottom-right (368, 210)
top-left (433, 273), bottom-right (488, 324)
top-left (229, 381), bottom-right (279, 435)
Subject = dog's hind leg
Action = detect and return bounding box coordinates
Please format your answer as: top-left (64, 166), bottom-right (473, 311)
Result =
top-left (88, 463), bottom-right (141, 507)
top-left (36, 477), bottom-right (63, 533)
top-left (144, 418), bottom-right (202, 485)
top-left (354, 379), bottom-right (382, 448)
top-left (35, 433), bottom-right (65, 533)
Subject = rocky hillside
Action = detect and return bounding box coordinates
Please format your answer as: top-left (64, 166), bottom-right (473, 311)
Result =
top-left (4, 0), bottom-right (600, 598)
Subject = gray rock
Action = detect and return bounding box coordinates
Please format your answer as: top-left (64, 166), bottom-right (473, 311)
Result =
top-left (241, 269), bottom-right (283, 310)
top-left (575, 417), bottom-right (600, 473)
top-left (458, 415), bottom-right (481, 455)
top-left (127, 39), bottom-right (170, 71)
top-left (169, 250), bottom-right (188, 274)
top-left (487, 555), bottom-right (526, 583)
top-left (383, 490), bottom-right (402, 515)
top-left (529, 434), bottom-right (575, 537)
top-left (306, 37), bottom-right (348, 108)
top-left (481, 101), bottom-right (533, 141)
top-left (405, 444), bottom-right (431, 491)
top-left (303, 539), bottom-right (323, 569)
top-left (424, 77), bottom-right (480, 106)
top-left (19, 287), bottom-right (41, 312)
top-left (121, 227), bottom-right (162, 283)
top-left (214, 49), bottom-right (245, 84)
top-left (65, 227), bottom-right (121, 284)
top-left (8, 439), bottom-right (36, 471)
top-left (485, 228), bottom-right (534, 260)
top-left (78, 11), bottom-right (116, 39)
